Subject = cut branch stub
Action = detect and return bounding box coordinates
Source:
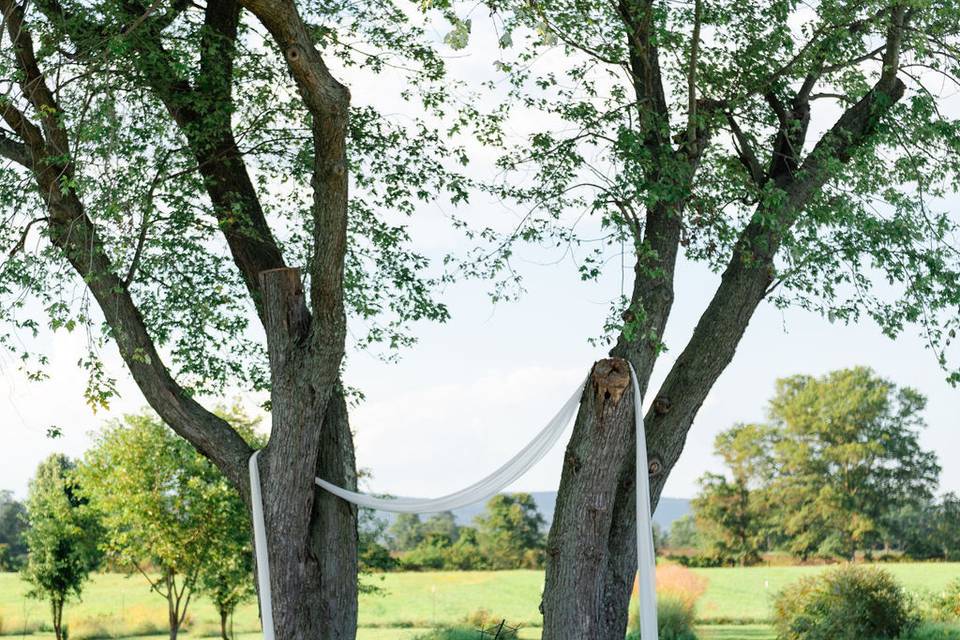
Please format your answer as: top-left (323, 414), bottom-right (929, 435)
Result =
top-left (648, 455), bottom-right (663, 476)
top-left (653, 395), bottom-right (672, 415)
top-left (259, 267), bottom-right (311, 351)
top-left (591, 358), bottom-right (631, 406)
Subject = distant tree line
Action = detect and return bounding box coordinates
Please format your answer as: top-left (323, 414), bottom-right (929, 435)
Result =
top-left (665, 368), bottom-right (959, 566)
top-left (359, 493), bottom-right (547, 572)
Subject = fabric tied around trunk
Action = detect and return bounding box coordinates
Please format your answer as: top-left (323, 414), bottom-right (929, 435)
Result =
top-left (248, 363), bottom-right (658, 640)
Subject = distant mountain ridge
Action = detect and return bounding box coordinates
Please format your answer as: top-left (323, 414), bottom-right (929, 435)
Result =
top-left (375, 491), bottom-right (690, 532)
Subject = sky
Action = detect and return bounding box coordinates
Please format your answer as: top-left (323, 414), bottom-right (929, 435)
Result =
top-left (1, 9), bottom-right (959, 503)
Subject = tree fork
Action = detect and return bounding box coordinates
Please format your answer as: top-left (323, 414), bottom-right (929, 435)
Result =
top-left (256, 266), bottom-right (357, 640)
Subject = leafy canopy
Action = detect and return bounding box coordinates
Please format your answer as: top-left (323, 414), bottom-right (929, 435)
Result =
top-left (694, 367), bottom-right (941, 561)
top-left (77, 408), bottom-right (261, 624)
top-left (450, 0), bottom-right (960, 372)
top-left (0, 0), bottom-right (472, 406)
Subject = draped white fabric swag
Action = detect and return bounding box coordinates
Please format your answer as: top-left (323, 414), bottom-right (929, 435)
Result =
top-left (249, 364), bottom-right (658, 640)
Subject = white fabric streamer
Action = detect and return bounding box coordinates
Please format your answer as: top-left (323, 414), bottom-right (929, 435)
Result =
top-left (632, 364), bottom-right (659, 639)
top-left (248, 364), bottom-right (658, 640)
top-left (313, 375), bottom-right (587, 512)
top-left (248, 451), bottom-right (276, 640)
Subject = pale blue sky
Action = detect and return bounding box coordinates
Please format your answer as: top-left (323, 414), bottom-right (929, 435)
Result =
top-left (2, 11), bottom-right (958, 503)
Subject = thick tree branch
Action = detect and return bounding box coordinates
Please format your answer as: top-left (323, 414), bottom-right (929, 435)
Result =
top-left (607, 0), bottom-right (711, 391)
top-left (685, 0), bottom-right (703, 151)
top-left (239, 0), bottom-right (349, 378)
top-left (642, 8), bottom-right (909, 504)
top-left (34, 0), bottom-right (289, 319)
top-left (617, 0), bottom-right (669, 153)
top-left (0, 1), bottom-right (252, 489)
top-left (726, 112), bottom-right (764, 185)
top-left (0, 129), bottom-right (29, 165)
top-left (609, 98), bottom-right (720, 389)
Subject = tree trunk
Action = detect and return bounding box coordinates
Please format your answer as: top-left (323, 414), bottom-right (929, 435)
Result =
top-left (257, 386), bottom-right (358, 640)
top-left (219, 608), bottom-right (229, 640)
top-left (256, 268), bottom-right (357, 640)
top-left (541, 359), bottom-right (640, 640)
top-left (52, 597), bottom-right (63, 640)
top-left (168, 606), bottom-right (179, 640)
top-left (166, 573), bottom-right (180, 640)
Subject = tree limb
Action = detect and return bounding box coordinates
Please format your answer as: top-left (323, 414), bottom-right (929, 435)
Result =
top-left (0, 129), bottom-right (29, 165)
top-left (642, 6), bottom-right (910, 505)
top-left (0, 2), bottom-right (253, 488)
top-left (34, 0), bottom-right (290, 320)
top-left (239, 0), bottom-right (349, 375)
top-left (725, 112), bottom-right (764, 185)
top-left (686, 0), bottom-right (703, 152)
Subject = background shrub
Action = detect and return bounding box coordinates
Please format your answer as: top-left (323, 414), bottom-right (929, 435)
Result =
top-left (930, 579), bottom-right (960, 622)
top-left (773, 565), bottom-right (918, 640)
top-left (898, 623), bottom-right (960, 640)
top-left (627, 564), bottom-right (707, 640)
top-left (656, 564), bottom-right (709, 609)
top-left (412, 622), bottom-right (518, 640)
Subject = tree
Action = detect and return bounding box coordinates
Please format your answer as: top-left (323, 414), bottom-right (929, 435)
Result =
top-left (389, 513), bottom-right (426, 552)
top-left (692, 473), bottom-right (763, 565)
top-left (691, 423), bottom-right (776, 564)
top-left (697, 368), bottom-right (941, 561)
top-left (0, 490), bottom-right (28, 570)
top-left (423, 512), bottom-right (460, 542)
top-left (195, 406), bottom-right (263, 639)
top-left (475, 493), bottom-right (545, 570)
top-left (79, 412), bottom-right (258, 640)
top-left (21, 455), bottom-right (101, 640)
top-left (0, 0), bottom-right (466, 636)
top-left (666, 515), bottom-right (701, 551)
top-left (887, 493), bottom-right (960, 561)
top-left (444, 526), bottom-right (486, 570)
top-left (769, 368), bottom-right (940, 559)
top-left (358, 507), bottom-right (397, 581)
top-left (651, 523), bottom-right (667, 555)
top-left (452, 0), bottom-right (960, 634)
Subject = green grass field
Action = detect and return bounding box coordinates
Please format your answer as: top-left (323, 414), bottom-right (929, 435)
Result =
top-left (1, 563), bottom-right (957, 640)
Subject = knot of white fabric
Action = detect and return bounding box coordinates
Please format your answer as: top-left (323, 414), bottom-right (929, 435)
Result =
top-left (248, 363), bottom-right (658, 640)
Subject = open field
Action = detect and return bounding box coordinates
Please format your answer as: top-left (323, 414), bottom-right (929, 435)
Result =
top-left (1, 564), bottom-right (958, 639)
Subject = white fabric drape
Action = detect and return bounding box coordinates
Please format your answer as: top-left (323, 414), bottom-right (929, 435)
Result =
top-left (313, 375), bottom-right (587, 512)
top-left (248, 451), bottom-right (275, 640)
top-left (248, 364), bottom-right (658, 640)
top-left (632, 365), bottom-right (659, 640)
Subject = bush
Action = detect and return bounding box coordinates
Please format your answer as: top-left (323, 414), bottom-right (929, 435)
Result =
top-left (459, 609), bottom-right (519, 638)
top-left (899, 623), bottom-right (960, 640)
top-left (772, 565), bottom-right (918, 640)
top-left (411, 628), bottom-right (482, 640)
top-left (656, 564), bottom-right (709, 609)
top-left (627, 596), bottom-right (699, 640)
top-left (930, 579), bottom-right (960, 622)
top-left (666, 554), bottom-right (728, 568)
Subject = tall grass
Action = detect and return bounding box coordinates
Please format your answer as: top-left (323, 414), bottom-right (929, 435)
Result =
top-left (65, 606), bottom-right (182, 640)
top-left (628, 564), bottom-right (709, 640)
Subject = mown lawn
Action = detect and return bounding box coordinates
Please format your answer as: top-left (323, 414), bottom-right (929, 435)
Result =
top-left (693, 563), bottom-right (960, 622)
top-left (0, 563), bottom-right (957, 639)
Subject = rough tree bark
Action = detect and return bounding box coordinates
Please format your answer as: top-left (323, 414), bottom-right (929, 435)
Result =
top-left (540, 5), bottom-right (909, 639)
top-left (540, 359), bottom-right (637, 639)
top-left (257, 269), bottom-right (358, 640)
top-left (0, 1), bottom-right (360, 638)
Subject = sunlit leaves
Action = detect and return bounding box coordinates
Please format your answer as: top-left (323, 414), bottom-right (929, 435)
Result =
top-left (0, 0), bottom-right (470, 395)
